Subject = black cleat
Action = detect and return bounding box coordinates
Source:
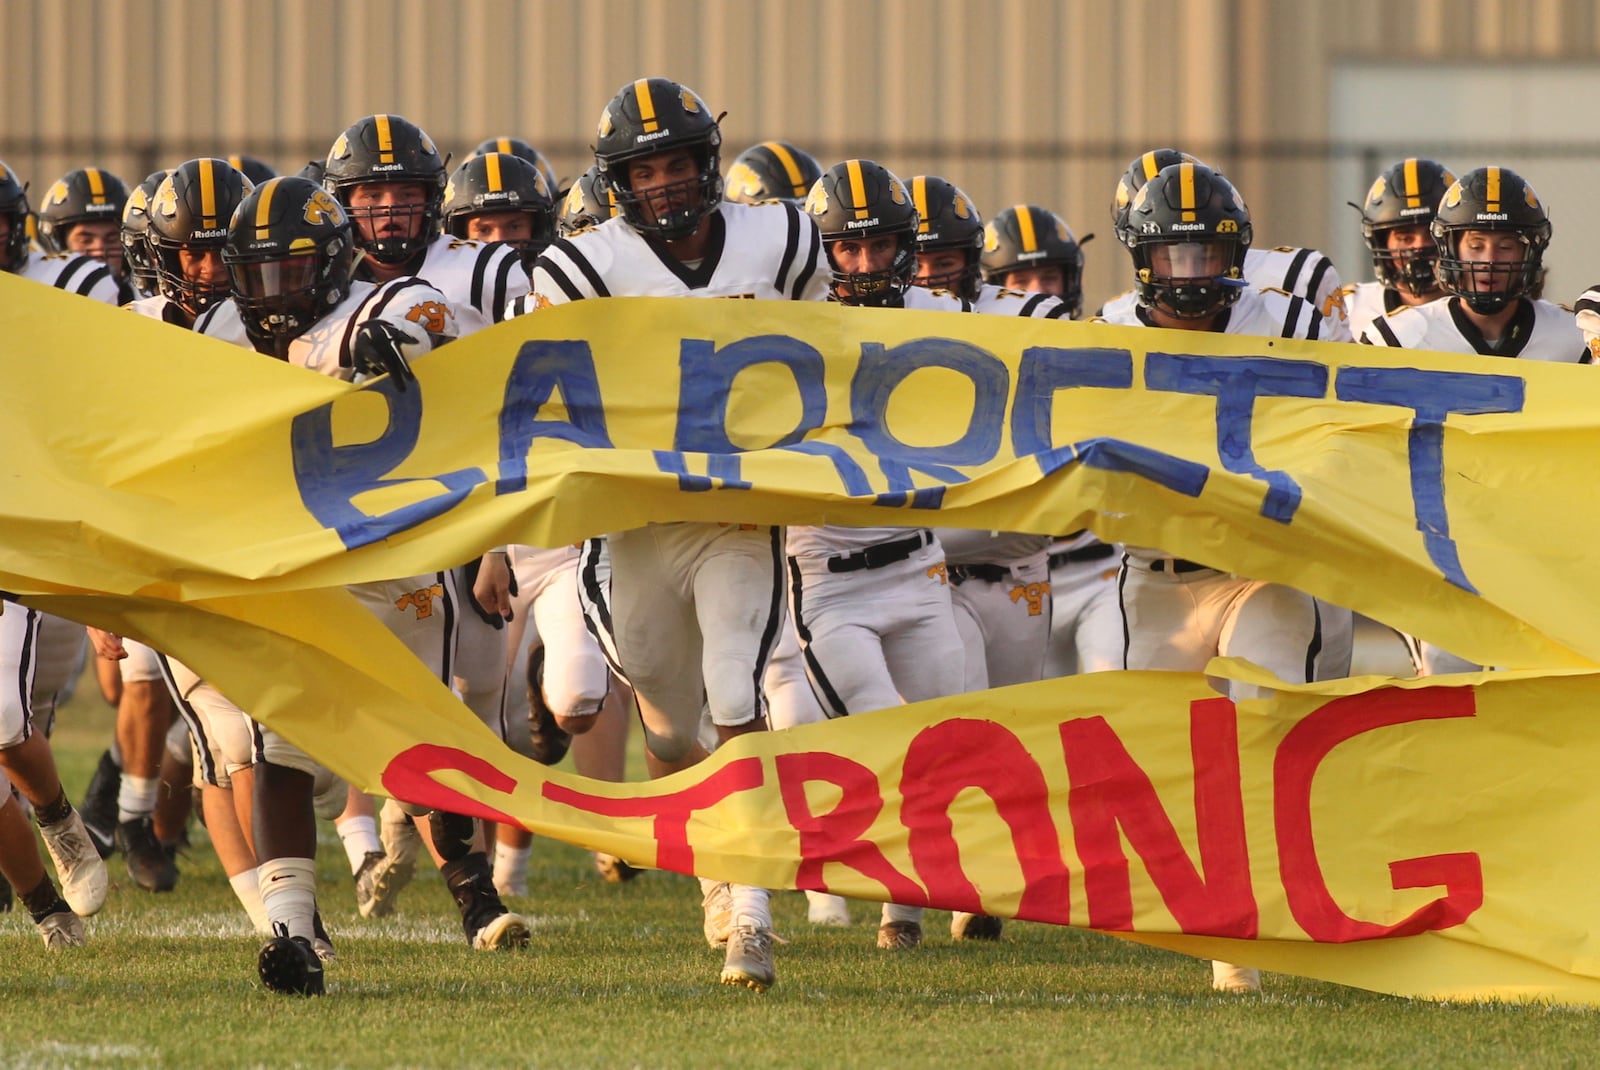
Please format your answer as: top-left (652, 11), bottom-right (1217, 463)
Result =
top-left (80, 750), bottom-right (120, 859)
top-left (444, 856), bottom-right (530, 950)
top-left (525, 648), bottom-right (572, 766)
top-left (0, 872), bottom-right (11, 913)
top-left (115, 817), bottom-right (179, 892)
top-left (258, 935), bottom-right (325, 996)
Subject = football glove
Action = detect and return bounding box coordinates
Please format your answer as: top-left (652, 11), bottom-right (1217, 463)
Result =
top-left (350, 319), bottom-right (420, 392)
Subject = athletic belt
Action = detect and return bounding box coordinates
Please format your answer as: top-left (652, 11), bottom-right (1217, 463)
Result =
top-left (1149, 557), bottom-right (1208, 574)
top-left (1048, 542), bottom-right (1116, 570)
top-left (826, 530), bottom-right (933, 573)
top-left (947, 562), bottom-right (1011, 586)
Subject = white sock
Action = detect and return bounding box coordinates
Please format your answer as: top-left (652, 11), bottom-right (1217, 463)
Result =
top-left (117, 775), bottom-right (159, 822)
top-left (728, 884), bottom-right (771, 930)
top-left (882, 902), bottom-right (923, 925)
top-left (229, 868), bottom-right (272, 934)
top-left (257, 856), bottom-right (318, 942)
top-left (493, 844), bottom-right (531, 893)
top-left (337, 816), bottom-right (380, 873)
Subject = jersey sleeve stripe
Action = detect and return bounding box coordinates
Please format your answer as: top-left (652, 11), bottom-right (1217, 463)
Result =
top-left (1044, 300), bottom-right (1071, 319)
top-left (1283, 294), bottom-right (1309, 338)
top-left (551, 238), bottom-right (610, 299)
top-left (74, 264), bottom-right (114, 297)
top-left (1370, 315), bottom-right (1403, 348)
top-left (1303, 256), bottom-right (1334, 305)
top-left (789, 217), bottom-right (822, 301)
top-left (469, 245), bottom-right (492, 317)
top-left (1280, 248), bottom-right (1313, 292)
top-left (489, 253), bottom-right (518, 323)
top-left (774, 202), bottom-right (802, 296)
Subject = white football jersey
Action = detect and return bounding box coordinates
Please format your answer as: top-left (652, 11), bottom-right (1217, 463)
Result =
top-left (522, 200), bottom-right (829, 307)
top-left (13, 250), bottom-right (122, 305)
top-left (1360, 296), bottom-right (1585, 363)
top-left (1564, 286), bottom-right (1600, 364)
top-left (127, 293), bottom-right (189, 325)
top-left (1101, 245), bottom-right (1348, 338)
top-left (358, 235), bottom-right (526, 336)
top-left (935, 529), bottom-right (1052, 564)
top-left (196, 277), bottom-right (457, 379)
top-left (1338, 280), bottom-right (1417, 344)
top-left (1097, 285), bottom-right (1327, 340)
top-left (971, 282), bottom-right (1071, 319)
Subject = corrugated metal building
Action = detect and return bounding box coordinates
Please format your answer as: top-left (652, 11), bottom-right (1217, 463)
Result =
top-left (5, 0), bottom-right (1599, 306)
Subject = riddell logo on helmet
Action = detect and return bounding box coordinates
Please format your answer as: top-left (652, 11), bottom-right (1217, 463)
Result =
top-left (1018, 249), bottom-right (1047, 261)
top-left (368, 163), bottom-right (406, 172)
top-left (1168, 222), bottom-right (1207, 231)
top-left (634, 130), bottom-right (671, 144)
top-left (192, 227), bottom-right (228, 239)
top-left (1476, 212), bottom-right (1509, 221)
top-left (845, 218), bottom-right (881, 229)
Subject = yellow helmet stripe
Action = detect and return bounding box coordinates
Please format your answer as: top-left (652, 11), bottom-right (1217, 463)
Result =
top-left (375, 114), bottom-right (395, 165)
top-left (1179, 161), bottom-right (1196, 223)
top-left (764, 142), bottom-right (807, 198)
top-left (254, 177), bottom-right (279, 240)
top-left (911, 176), bottom-right (931, 233)
top-left (1486, 166), bottom-right (1501, 213)
top-left (635, 79), bottom-right (659, 133)
top-left (1141, 152), bottom-right (1161, 180)
top-left (1403, 158), bottom-right (1422, 209)
top-left (199, 157), bottom-right (218, 230)
top-left (495, 138), bottom-right (513, 154)
top-left (847, 160), bottom-right (870, 220)
top-left (1015, 205), bottom-right (1039, 252)
top-left (485, 152), bottom-right (504, 192)
top-left (86, 167), bottom-right (107, 204)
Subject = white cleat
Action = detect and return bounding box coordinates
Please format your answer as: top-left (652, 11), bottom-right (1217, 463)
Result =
top-left (472, 910), bottom-right (531, 951)
top-left (719, 926), bottom-right (775, 992)
top-left (701, 880), bottom-right (733, 949)
top-left (39, 811), bottom-right (108, 917)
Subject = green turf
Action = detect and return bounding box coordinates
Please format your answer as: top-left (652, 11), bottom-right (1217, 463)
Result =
top-left (3, 684), bottom-right (1597, 1070)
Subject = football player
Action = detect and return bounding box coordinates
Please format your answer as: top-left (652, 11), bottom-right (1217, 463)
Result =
top-left (1343, 158), bottom-right (1457, 338)
top-left (979, 203), bottom-right (1090, 316)
top-left (0, 159), bottom-right (123, 303)
top-left (491, 77), bottom-right (832, 993)
top-left (117, 170), bottom-right (170, 300)
top-left (36, 166), bottom-right (134, 301)
top-left (442, 151), bottom-right (556, 273)
top-left (1103, 148), bottom-right (1351, 338)
top-left (1101, 161), bottom-right (1345, 995)
top-left (787, 159), bottom-right (968, 950)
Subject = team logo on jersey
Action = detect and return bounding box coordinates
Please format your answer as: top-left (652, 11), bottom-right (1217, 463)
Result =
top-left (302, 188), bottom-right (343, 226)
top-left (532, 292), bottom-right (554, 310)
top-left (405, 300), bottom-right (451, 334)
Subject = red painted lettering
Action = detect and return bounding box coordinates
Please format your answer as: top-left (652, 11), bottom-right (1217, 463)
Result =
top-left (1275, 686), bottom-right (1482, 940)
top-left (1060, 698), bottom-right (1256, 936)
top-left (774, 750), bottom-right (924, 903)
top-left (381, 743), bottom-right (522, 824)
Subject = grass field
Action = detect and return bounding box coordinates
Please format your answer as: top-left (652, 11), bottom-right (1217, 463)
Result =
top-left (4, 687), bottom-right (1597, 1069)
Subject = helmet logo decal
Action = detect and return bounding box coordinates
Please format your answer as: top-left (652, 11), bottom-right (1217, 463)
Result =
top-left (153, 180), bottom-right (179, 220)
top-left (726, 162), bottom-right (761, 202)
top-left (375, 115), bottom-right (395, 165)
top-left (1016, 206), bottom-right (1039, 252)
top-left (330, 134), bottom-right (350, 161)
top-left (953, 193), bottom-right (972, 220)
top-left (634, 79), bottom-right (660, 134)
top-left (597, 108), bottom-right (614, 138)
top-left (43, 181), bottom-right (69, 210)
top-left (565, 183), bottom-right (586, 215)
top-left (1217, 219), bottom-right (1239, 233)
top-left (418, 131), bottom-right (438, 158)
top-left (1525, 184), bottom-right (1541, 210)
top-left (680, 87), bottom-right (700, 114)
top-left (1443, 182), bottom-right (1463, 209)
top-left (889, 179), bottom-right (907, 206)
top-left (983, 221), bottom-right (1001, 253)
top-left (1485, 167), bottom-right (1501, 214)
top-left (303, 188), bottom-right (342, 226)
top-left (846, 160), bottom-right (870, 220)
top-left (1367, 176), bottom-right (1387, 207)
top-left (803, 181), bottom-right (828, 216)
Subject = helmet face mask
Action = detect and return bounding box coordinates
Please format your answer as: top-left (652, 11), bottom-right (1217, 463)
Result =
top-left (594, 78), bottom-right (723, 240)
top-left (224, 177), bottom-right (356, 356)
top-left (121, 170), bottom-right (169, 296)
top-left (1430, 166), bottom-right (1549, 316)
top-left (1120, 162), bottom-right (1251, 321)
top-left (805, 160), bottom-right (919, 307)
top-left (1356, 158), bottom-right (1456, 298)
top-left (149, 159), bottom-right (254, 319)
top-left (323, 115), bottom-right (447, 264)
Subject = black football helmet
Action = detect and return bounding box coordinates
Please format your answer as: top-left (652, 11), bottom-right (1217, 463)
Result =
top-left (468, 137), bottom-right (559, 196)
top-left (725, 141), bottom-right (823, 205)
top-left (557, 165), bottom-right (617, 235)
top-left (148, 159), bottom-right (255, 319)
top-left (1431, 166), bottom-right (1550, 315)
top-left (0, 159), bottom-right (32, 272)
top-left (121, 170), bottom-right (169, 297)
top-left (1353, 158), bottom-right (1456, 298)
top-left (908, 175), bottom-right (985, 302)
top-left (323, 114), bottom-right (448, 263)
top-left (1111, 148), bottom-right (1200, 232)
top-left (594, 78), bottom-right (722, 239)
top-left (37, 167), bottom-right (130, 270)
top-left (442, 153), bottom-right (556, 270)
top-left (981, 205), bottom-right (1089, 317)
top-left (804, 159), bottom-right (919, 307)
top-left (226, 154), bottom-right (279, 186)
top-left (1120, 161), bottom-right (1252, 321)
top-left (223, 176), bottom-right (356, 356)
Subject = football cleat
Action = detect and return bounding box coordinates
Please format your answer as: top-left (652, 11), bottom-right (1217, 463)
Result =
top-left (353, 850), bottom-right (389, 919)
top-left (114, 816), bottom-right (179, 893)
top-left (471, 910), bottom-right (532, 951)
top-left (258, 934), bottom-right (325, 996)
top-left (719, 926), bottom-right (776, 992)
top-left (701, 880), bottom-right (733, 949)
top-left (79, 750), bottom-right (121, 859)
top-left (950, 912), bottom-right (1003, 941)
top-left (1211, 962), bottom-right (1262, 994)
top-left (39, 810), bottom-right (109, 915)
top-left (311, 910), bottom-right (336, 963)
top-left (876, 920), bottom-right (923, 951)
top-left (366, 800), bottom-right (423, 915)
top-left (445, 857), bottom-right (530, 951)
top-left (805, 892), bottom-right (850, 927)
top-left (37, 910), bottom-right (86, 950)
top-left (593, 852), bottom-right (641, 883)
